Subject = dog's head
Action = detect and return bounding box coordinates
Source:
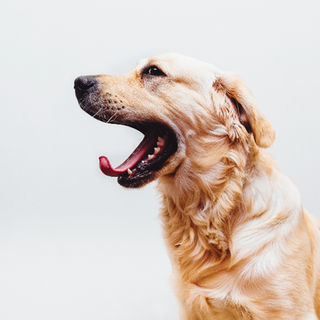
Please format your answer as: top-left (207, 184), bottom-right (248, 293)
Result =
top-left (74, 53), bottom-right (275, 188)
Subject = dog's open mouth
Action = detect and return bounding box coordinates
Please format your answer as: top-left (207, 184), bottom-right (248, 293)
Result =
top-left (99, 123), bottom-right (178, 188)
top-left (73, 75), bottom-right (179, 187)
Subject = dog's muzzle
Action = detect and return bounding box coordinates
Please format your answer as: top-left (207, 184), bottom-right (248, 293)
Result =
top-left (74, 76), bottom-right (98, 100)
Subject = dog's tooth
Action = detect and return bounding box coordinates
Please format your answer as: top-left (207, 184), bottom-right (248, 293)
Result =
top-left (157, 137), bottom-right (165, 147)
top-left (127, 169), bottom-right (133, 175)
top-left (154, 147), bottom-right (160, 154)
top-left (142, 160), bottom-right (146, 164)
top-left (148, 154), bottom-right (155, 160)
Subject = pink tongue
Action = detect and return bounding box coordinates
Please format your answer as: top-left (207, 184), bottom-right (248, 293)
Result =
top-left (99, 127), bottom-right (159, 177)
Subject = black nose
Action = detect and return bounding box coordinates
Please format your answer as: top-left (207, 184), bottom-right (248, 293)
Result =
top-left (74, 76), bottom-right (98, 100)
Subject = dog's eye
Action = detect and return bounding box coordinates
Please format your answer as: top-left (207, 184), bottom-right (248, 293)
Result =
top-left (143, 66), bottom-right (166, 77)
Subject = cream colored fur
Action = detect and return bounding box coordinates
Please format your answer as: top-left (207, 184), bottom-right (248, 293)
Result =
top-left (94, 53), bottom-right (320, 319)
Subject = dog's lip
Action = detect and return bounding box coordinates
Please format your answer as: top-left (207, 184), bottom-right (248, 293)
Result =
top-left (98, 124), bottom-right (175, 180)
top-left (99, 126), bottom-right (160, 177)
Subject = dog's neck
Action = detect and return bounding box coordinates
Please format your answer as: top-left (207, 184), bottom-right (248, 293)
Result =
top-left (158, 140), bottom-right (259, 282)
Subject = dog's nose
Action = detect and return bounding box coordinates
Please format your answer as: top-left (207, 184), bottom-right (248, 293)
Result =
top-left (74, 76), bottom-right (98, 99)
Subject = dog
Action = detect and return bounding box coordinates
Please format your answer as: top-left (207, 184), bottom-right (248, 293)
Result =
top-left (74, 53), bottom-right (320, 319)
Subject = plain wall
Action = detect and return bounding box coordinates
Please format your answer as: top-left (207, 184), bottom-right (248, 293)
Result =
top-left (1, 1), bottom-right (320, 319)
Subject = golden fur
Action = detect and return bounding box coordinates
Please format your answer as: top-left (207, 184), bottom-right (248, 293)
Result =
top-left (77, 53), bottom-right (320, 319)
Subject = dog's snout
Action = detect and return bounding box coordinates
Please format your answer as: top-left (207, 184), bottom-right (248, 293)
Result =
top-left (74, 76), bottom-right (98, 99)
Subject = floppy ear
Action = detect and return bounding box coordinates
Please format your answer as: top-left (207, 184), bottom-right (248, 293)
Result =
top-left (212, 73), bottom-right (276, 148)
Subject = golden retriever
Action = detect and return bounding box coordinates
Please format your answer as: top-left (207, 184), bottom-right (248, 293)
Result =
top-left (74, 53), bottom-right (320, 319)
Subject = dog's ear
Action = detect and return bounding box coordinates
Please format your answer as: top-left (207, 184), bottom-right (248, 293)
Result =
top-left (212, 73), bottom-right (275, 148)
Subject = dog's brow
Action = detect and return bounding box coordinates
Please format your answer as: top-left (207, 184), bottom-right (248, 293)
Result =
top-left (136, 58), bottom-right (148, 69)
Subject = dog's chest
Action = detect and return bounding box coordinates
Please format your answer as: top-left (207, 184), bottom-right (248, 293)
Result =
top-left (197, 295), bottom-right (254, 320)
top-left (172, 261), bottom-right (254, 319)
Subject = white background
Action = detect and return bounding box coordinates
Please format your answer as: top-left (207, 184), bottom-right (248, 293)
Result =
top-left (1, 1), bottom-right (320, 319)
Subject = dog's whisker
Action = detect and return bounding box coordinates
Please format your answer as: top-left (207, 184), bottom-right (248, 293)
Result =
top-left (106, 111), bottom-right (118, 123)
top-left (92, 107), bottom-right (103, 119)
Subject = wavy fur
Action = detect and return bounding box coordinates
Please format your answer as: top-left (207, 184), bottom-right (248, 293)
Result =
top-left (80, 53), bottom-right (320, 319)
